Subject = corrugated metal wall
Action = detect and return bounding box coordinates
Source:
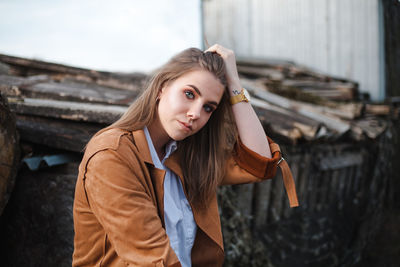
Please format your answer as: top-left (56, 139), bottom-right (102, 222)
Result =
top-left (203, 0), bottom-right (384, 101)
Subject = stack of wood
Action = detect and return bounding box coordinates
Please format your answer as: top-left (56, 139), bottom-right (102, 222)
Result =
top-left (0, 54), bottom-right (147, 152)
top-left (237, 57), bottom-right (360, 102)
top-left (235, 57), bottom-right (391, 144)
top-left (0, 53), bottom-right (391, 149)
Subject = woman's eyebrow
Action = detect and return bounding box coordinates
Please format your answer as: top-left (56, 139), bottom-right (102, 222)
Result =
top-left (187, 84), bottom-right (201, 95)
top-left (187, 84), bottom-right (219, 106)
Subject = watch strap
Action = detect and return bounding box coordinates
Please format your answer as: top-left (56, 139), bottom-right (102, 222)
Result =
top-left (230, 88), bottom-right (249, 105)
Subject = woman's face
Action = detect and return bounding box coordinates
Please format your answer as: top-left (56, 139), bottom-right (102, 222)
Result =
top-left (157, 69), bottom-right (225, 141)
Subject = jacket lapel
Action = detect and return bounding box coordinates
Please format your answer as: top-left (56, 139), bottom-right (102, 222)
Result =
top-left (164, 153), bottom-right (184, 185)
top-left (165, 152), bottom-right (224, 252)
top-left (132, 130), bottom-right (167, 224)
top-left (131, 130), bottom-right (152, 164)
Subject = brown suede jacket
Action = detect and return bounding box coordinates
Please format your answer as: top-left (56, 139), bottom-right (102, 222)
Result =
top-left (72, 128), bottom-right (281, 267)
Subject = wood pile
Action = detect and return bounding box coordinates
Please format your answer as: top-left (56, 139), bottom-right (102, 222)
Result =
top-left (237, 57), bottom-right (360, 101)
top-left (235, 57), bottom-right (392, 144)
top-left (0, 54), bottom-right (147, 152)
top-left (0, 53), bottom-right (392, 151)
top-left (0, 54), bottom-right (397, 267)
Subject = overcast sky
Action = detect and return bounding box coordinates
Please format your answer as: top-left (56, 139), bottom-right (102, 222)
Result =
top-left (0, 0), bottom-right (202, 73)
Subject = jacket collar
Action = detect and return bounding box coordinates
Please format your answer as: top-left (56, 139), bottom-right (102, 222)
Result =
top-left (131, 129), bottom-right (153, 165)
top-left (132, 129), bottom-right (184, 180)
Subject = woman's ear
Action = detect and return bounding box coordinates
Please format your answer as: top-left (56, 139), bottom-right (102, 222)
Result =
top-left (157, 87), bottom-right (165, 100)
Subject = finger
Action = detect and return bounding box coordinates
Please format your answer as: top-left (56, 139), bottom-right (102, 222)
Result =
top-left (204, 44), bottom-right (236, 65)
top-left (205, 44), bottom-right (224, 54)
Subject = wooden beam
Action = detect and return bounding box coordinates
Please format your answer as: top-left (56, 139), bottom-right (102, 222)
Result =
top-left (8, 97), bottom-right (126, 124)
top-left (0, 74), bottom-right (138, 105)
top-left (15, 115), bottom-right (103, 152)
top-left (0, 54), bottom-right (148, 91)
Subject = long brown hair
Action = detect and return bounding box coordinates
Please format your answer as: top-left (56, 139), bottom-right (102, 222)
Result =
top-left (105, 48), bottom-right (237, 206)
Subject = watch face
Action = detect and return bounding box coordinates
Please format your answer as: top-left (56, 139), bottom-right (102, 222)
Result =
top-left (243, 89), bottom-right (251, 101)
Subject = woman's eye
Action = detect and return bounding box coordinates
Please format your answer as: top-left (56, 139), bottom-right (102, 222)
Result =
top-left (185, 90), bottom-right (195, 99)
top-left (204, 105), bottom-right (214, 113)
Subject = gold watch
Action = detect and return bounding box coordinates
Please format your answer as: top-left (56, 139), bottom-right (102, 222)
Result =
top-left (230, 88), bottom-right (250, 105)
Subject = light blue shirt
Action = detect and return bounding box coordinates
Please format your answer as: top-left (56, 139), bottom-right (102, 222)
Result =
top-left (144, 127), bottom-right (197, 267)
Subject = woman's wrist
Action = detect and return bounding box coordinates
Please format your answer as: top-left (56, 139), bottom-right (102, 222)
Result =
top-left (227, 80), bottom-right (242, 97)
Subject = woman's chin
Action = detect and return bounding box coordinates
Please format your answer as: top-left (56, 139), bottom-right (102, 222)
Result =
top-left (169, 134), bottom-right (188, 141)
top-left (168, 130), bottom-right (193, 141)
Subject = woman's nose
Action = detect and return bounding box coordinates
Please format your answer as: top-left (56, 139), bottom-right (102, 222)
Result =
top-left (187, 103), bottom-right (201, 120)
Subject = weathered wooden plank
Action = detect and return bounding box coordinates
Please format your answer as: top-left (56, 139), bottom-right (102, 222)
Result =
top-left (307, 171), bottom-right (318, 212)
top-left (8, 97), bottom-right (126, 124)
top-left (237, 65), bottom-right (284, 81)
top-left (252, 98), bottom-right (323, 142)
top-left (0, 53), bottom-right (107, 77)
top-left (251, 96), bottom-right (322, 126)
top-left (15, 115), bottom-right (102, 152)
top-left (237, 57), bottom-right (332, 81)
top-left (352, 117), bottom-right (388, 139)
top-left (319, 153), bottom-right (363, 171)
top-left (345, 166), bottom-right (356, 199)
top-left (0, 74), bottom-right (140, 106)
top-left (297, 152), bottom-right (311, 209)
top-left (336, 168), bottom-right (348, 210)
top-left (298, 89), bottom-right (355, 101)
top-left (19, 81), bottom-right (138, 105)
top-left (353, 154), bottom-right (365, 194)
top-left (333, 103), bottom-right (363, 120)
top-left (365, 104), bottom-right (391, 116)
top-left (268, 171), bottom-right (284, 222)
top-left (318, 170), bottom-right (331, 211)
top-left (281, 80), bottom-right (357, 101)
top-left (259, 91), bottom-right (350, 134)
top-left (234, 184), bottom-right (254, 218)
top-left (0, 74), bottom-right (50, 95)
top-left (0, 54), bottom-right (148, 91)
top-left (252, 180), bottom-right (272, 230)
top-left (281, 80), bottom-right (356, 90)
top-left (0, 62), bottom-right (11, 75)
top-left (253, 105), bottom-right (310, 144)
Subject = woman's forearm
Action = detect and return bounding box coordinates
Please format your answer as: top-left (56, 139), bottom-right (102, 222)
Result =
top-left (205, 44), bottom-right (272, 158)
top-left (229, 82), bottom-right (272, 158)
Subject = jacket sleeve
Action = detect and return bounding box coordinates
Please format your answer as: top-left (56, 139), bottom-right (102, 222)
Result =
top-left (84, 148), bottom-right (181, 267)
top-left (220, 136), bottom-right (281, 185)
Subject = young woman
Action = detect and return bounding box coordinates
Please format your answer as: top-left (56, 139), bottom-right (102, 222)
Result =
top-left (73, 44), bottom-right (298, 267)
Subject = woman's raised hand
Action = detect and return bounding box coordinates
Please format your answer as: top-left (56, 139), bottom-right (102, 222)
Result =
top-left (205, 44), bottom-right (241, 94)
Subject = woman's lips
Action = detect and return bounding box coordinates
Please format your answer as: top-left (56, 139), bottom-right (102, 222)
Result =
top-left (178, 121), bottom-right (192, 132)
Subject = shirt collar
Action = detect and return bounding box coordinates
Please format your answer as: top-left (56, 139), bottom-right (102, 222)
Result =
top-left (165, 140), bottom-right (178, 159)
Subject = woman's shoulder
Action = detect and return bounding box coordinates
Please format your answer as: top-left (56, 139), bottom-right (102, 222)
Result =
top-left (78, 128), bottom-right (148, 177)
top-left (84, 128), bottom-right (142, 159)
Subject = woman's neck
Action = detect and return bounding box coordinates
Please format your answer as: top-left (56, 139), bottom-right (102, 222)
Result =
top-left (147, 120), bottom-right (170, 160)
